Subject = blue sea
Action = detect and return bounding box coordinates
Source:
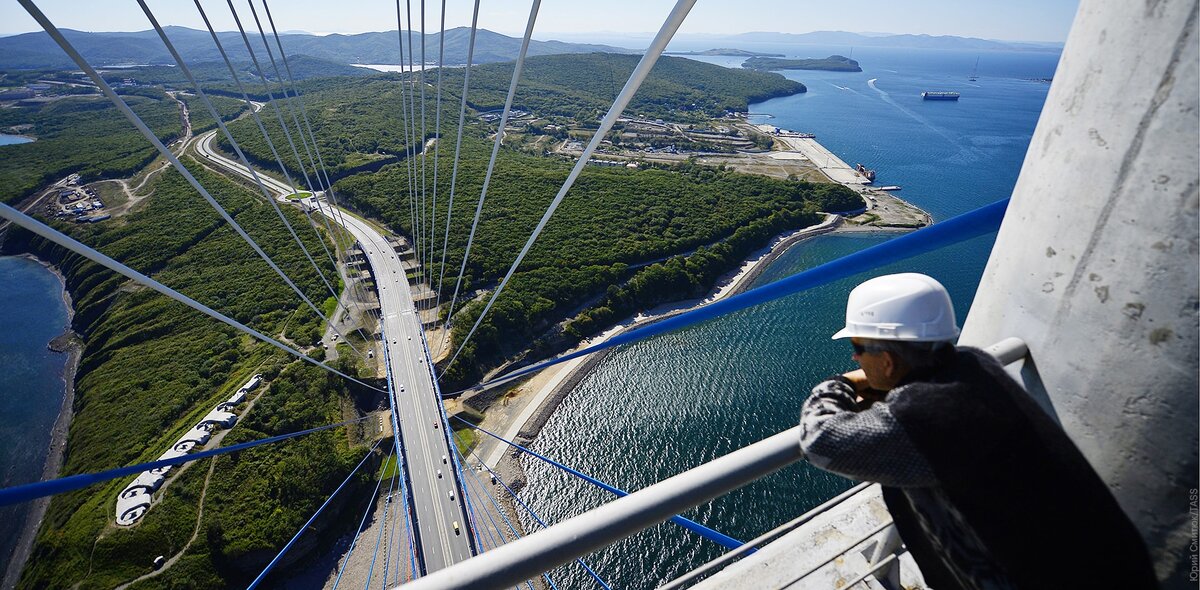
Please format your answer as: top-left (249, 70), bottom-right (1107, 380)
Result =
top-left (0, 256), bottom-right (70, 569)
top-left (517, 47), bottom-right (1059, 588)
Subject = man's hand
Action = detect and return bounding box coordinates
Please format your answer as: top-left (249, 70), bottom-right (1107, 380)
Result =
top-left (842, 369), bottom-right (887, 405)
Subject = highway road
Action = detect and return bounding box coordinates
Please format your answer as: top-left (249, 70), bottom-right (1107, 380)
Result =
top-left (191, 132), bottom-right (473, 571)
top-left (320, 205), bottom-right (474, 571)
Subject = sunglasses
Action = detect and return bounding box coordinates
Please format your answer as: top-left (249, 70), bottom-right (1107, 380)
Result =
top-left (851, 342), bottom-right (888, 355)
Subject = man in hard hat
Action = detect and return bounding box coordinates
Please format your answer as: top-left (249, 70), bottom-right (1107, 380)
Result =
top-left (798, 273), bottom-right (1155, 589)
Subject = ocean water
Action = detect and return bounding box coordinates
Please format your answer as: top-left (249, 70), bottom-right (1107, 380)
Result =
top-left (0, 256), bottom-right (71, 569)
top-left (517, 48), bottom-right (1058, 588)
top-left (0, 134), bottom-right (34, 146)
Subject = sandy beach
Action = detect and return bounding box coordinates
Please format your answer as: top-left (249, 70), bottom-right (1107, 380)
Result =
top-left (2, 255), bottom-right (81, 590)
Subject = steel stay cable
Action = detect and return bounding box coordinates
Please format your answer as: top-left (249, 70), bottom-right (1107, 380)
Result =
top-left (454, 416), bottom-right (745, 550)
top-left (465, 446), bottom-right (604, 590)
top-left (473, 456), bottom-right (608, 590)
top-left (429, 0), bottom-right (449, 317)
top-left (441, 0), bottom-right (695, 376)
top-left (137, 1), bottom-right (364, 361)
top-left (365, 461), bottom-right (398, 590)
top-left (253, 0), bottom-right (373, 345)
top-left (395, 1), bottom-right (425, 303)
top-left (419, 0), bottom-right (432, 311)
top-left (432, 14), bottom-right (479, 357)
top-left (222, 0), bottom-right (373, 361)
top-left (381, 460), bottom-right (399, 588)
top-left (439, 0), bottom-right (542, 369)
top-left (248, 438), bottom-right (383, 589)
top-left (203, 0), bottom-right (371, 361)
top-left (259, 0), bottom-right (365, 312)
top-left (454, 452), bottom-right (539, 590)
top-left (246, 0), bottom-right (325, 204)
top-left (450, 198), bottom-right (1011, 397)
top-left (0, 414), bottom-right (370, 507)
top-left (434, 0), bottom-right (481, 356)
top-left (19, 0), bottom-right (351, 364)
top-left (405, 0), bottom-right (429, 307)
top-left (0, 203), bottom-right (382, 394)
top-left (331, 447), bottom-right (394, 590)
top-left (226, 0), bottom-right (316, 194)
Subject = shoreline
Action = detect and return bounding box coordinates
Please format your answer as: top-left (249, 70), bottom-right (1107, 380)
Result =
top-left (476, 213), bottom-right (844, 471)
top-left (2, 254), bottom-right (81, 590)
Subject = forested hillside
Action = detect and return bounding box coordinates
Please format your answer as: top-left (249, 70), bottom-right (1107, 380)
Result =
top-left (0, 90), bottom-right (245, 206)
top-left (5, 163), bottom-right (376, 588)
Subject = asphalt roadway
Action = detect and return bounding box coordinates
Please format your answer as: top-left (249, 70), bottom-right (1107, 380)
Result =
top-left (192, 129), bottom-right (473, 572)
top-left (321, 205), bottom-right (474, 572)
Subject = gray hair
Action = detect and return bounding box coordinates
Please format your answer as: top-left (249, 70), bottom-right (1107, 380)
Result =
top-left (872, 340), bottom-right (954, 373)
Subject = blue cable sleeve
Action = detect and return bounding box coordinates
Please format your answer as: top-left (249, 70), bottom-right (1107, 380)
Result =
top-left (332, 448), bottom-right (394, 590)
top-left (248, 439), bottom-right (382, 589)
top-left (381, 460), bottom-right (400, 589)
top-left (451, 198), bottom-right (1010, 397)
top-left (0, 415), bottom-right (370, 507)
top-left (456, 415), bottom-right (746, 550)
top-left (364, 462), bottom-right (398, 590)
top-left (472, 453), bottom-right (612, 590)
top-left (454, 447), bottom-right (541, 590)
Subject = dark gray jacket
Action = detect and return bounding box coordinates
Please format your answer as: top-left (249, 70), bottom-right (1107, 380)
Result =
top-left (799, 347), bottom-right (1156, 590)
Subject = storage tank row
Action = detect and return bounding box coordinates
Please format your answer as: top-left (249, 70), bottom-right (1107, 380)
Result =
top-left (115, 374), bottom-right (261, 526)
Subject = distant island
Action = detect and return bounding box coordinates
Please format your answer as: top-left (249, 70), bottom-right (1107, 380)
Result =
top-left (742, 55), bottom-right (863, 72)
top-left (667, 48), bottom-right (786, 57)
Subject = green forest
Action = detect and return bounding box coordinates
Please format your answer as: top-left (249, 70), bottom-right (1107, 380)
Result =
top-left (0, 89), bottom-right (245, 206)
top-left (5, 161), bottom-right (378, 588)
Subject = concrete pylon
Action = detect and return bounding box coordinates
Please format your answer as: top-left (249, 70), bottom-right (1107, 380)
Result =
top-left (959, 1), bottom-right (1199, 585)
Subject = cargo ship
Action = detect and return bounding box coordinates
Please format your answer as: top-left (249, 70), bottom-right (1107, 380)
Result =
top-left (922, 91), bottom-right (961, 100)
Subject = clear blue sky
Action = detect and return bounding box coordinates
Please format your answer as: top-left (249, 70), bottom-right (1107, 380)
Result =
top-left (4, 0), bottom-right (1080, 43)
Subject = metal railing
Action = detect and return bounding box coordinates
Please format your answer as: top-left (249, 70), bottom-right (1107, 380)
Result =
top-left (395, 339), bottom-right (1028, 589)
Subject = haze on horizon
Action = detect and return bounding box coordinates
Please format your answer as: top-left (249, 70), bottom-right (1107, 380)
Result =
top-left (4, 0), bottom-right (1079, 44)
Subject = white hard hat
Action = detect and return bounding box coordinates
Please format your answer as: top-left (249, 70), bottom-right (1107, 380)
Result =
top-left (831, 273), bottom-right (959, 342)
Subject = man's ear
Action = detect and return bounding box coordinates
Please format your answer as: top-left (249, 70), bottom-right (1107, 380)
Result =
top-left (881, 351), bottom-right (901, 379)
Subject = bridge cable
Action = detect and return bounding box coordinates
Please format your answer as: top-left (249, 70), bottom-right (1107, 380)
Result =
top-left (395, 1), bottom-right (426, 306)
top-left (137, 2), bottom-right (367, 362)
top-left (463, 445), bottom-right (601, 590)
top-left (419, 0), bottom-right (432, 314)
top-left (433, 0), bottom-right (481, 357)
top-left (365, 460), bottom-right (398, 590)
top-left (468, 452), bottom-right (609, 590)
top-left (19, 0), bottom-right (355, 364)
top-left (454, 456), bottom-right (539, 590)
top-left (259, 0), bottom-right (373, 326)
top-left (440, 0), bottom-right (697, 377)
top-left (0, 204), bottom-right (383, 393)
top-left (0, 414), bottom-right (370, 507)
top-left (438, 0), bottom-right (542, 372)
top-left (195, 0), bottom-right (367, 359)
top-left (429, 0), bottom-right (450, 321)
top-left (449, 198), bottom-right (1010, 397)
top-left (248, 439), bottom-right (383, 589)
top-left (225, 0), bottom-right (316, 195)
top-left (454, 416), bottom-right (745, 550)
top-left (249, 0), bottom-right (375, 349)
top-left (222, 0), bottom-right (370, 360)
top-left (331, 447), bottom-right (394, 590)
top-left (405, 0), bottom-right (430, 308)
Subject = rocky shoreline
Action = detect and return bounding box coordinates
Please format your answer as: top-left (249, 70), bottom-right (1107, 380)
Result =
top-left (2, 255), bottom-right (81, 590)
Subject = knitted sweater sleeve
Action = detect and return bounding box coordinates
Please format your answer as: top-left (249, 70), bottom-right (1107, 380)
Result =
top-left (799, 378), bottom-right (937, 488)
